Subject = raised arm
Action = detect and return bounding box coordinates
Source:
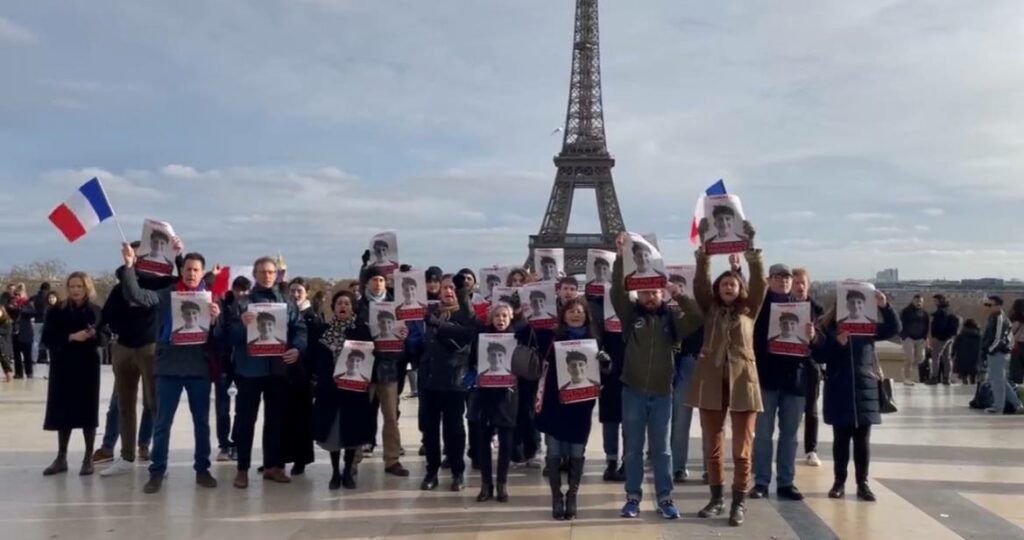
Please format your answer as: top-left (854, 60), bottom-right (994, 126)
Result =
top-left (672, 294), bottom-right (705, 344)
top-left (610, 251), bottom-right (632, 322)
top-left (120, 266), bottom-right (162, 308)
top-left (744, 249), bottom-right (767, 318)
top-left (693, 248), bottom-right (713, 313)
top-left (875, 302), bottom-right (900, 342)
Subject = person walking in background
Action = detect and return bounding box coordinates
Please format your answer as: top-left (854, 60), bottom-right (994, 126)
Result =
top-left (928, 295), bottom-right (960, 386)
top-left (1008, 300), bottom-right (1024, 385)
top-left (952, 319), bottom-right (982, 385)
top-left (816, 289), bottom-right (899, 502)
top-left (30, 282), bottom-right (51, 365)
top-left (41, 272), bottom-right (102, 477)
top-left (0, 305), bottom-right (14, 382)
top-left (981, 296), bottom-right (1023, 414)
top-left (899, 295), bottom-right (928, 386)
top-left (7, 284), bottom-right (36, 379)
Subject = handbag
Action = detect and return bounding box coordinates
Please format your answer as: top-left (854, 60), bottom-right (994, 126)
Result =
top-left (873, 351), bottom-right (898, 414)
top-left (511, 345), bottom-right (541, 380)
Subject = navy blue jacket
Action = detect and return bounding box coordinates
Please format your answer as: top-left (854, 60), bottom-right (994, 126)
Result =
top-left (817, 303), bottom-right (900, 427)
top-left (218, 285), bottom-right (307, 378)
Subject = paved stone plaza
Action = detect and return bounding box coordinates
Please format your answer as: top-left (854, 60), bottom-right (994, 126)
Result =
top-left (1, 368), bottom-right (1022, 539)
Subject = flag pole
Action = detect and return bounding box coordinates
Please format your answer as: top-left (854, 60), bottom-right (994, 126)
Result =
top-left (94, 177), bottom-right (129, 244)
top-left (112, 216), bottom-right (129, 244)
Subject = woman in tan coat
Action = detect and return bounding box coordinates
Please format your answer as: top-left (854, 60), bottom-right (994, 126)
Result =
top-left (687, 221), bottom-right (766, 527)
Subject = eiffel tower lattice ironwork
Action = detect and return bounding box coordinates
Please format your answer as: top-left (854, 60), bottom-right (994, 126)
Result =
top-left (527, 0), bottom-right (625, 276)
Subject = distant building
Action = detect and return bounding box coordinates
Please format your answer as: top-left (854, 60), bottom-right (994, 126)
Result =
top-left (875, 268), bottom-right (899, 284)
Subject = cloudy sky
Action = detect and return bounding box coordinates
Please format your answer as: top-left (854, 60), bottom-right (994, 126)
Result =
top-left (2, 0), bottom-right (1023, 280)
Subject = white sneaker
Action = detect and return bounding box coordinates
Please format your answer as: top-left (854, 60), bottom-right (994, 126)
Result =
top-left (100, 458), bottom-right (135, 477)
top-left (806, 452), bottom-right (822, 467)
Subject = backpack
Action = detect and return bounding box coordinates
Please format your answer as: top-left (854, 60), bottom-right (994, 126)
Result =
top-left (969, 380), bottom-right (1017, 413)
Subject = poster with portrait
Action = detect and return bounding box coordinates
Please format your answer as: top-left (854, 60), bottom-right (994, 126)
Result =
top-left (246, 303), bottom-right (288, 357)
top-left (522, 281), bottom-right (558, 330)
top-left (490, 286), bottom-right (519, 308)
top-left (622, 233), bottom-right (668, 292)
top-left (603, 292), bottom-right (622, 333)
top-left (837, 281), bottom-right (878, 336)
top-left (585, 249), bottom-right (616, 296)
top-left (170, 291), bottom-right (212, 346)
top-left (554, 339), bottom-right (601, 404)
top-left (394, 270), bottom-right (428, 321)
top-left (664, 265), bottom-right (696, 305)
top-left (369, 301), bottom-right (404, 353)
top-left (368, 231), bottom-right (399, 277)
top-left (642, 233), bottom-right (660, 249)
top-left (534, 248), bottom-right (564, 282)
top-left (136, 219), bottom-right (176, 276)
top-left (702, 194), bottom-right (750, 255)
top-left (477, 266), bottom-right (510, 302)
top-left (767, 302), bottom-right (812, 357)
top-left (477, 333), bottom-right (518, 388)
top-left (332, 340), bottom-right (376, 393)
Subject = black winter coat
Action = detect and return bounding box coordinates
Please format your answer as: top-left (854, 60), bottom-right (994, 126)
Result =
top-left (42, 301), bottom-right (102, 431)
top-left (952, 328), bottom-right (982, 376)
top-left (310, 319), bottom-right (377, 448)
top-left (930, 307), bottom-right (961, 342)
top-left (467, 324), bottom-right (523, 427)
top-left (0, 320), bottom-right (12, 373)
top-left (900, 305), bottom-right (930, 340)
top-left (418, 292), bottom-right (479, 392)
top-left (817, 303), bottom-right (900, 428)
top-left (534, 329), bottom-right (598, 444)
top-left (589, 294), bottom-right (623, 423)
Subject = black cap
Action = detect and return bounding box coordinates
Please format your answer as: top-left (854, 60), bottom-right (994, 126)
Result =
top-left (425, 266), bottom-right (443, 282)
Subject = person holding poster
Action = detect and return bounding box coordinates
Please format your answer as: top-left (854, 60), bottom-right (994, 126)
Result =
top-left (837, 282), bottom-right (879, 335)
top-left (220, 256), bottom-right (307, 490)
top-left (418, 273), bottom-right (479, 493)
top-left (354, 264), bottom-right (411, 478)
top-left (555, 345), bottom-right (601, 397)
top-left (750, 263), bottom-right (812, 503)
top-left (135, 220), bottom-right (177, 276)
top-left (116, 243), bottom-right (222, 494)
top-left (815, 288), bottom-right (899, 502)
top-left (535, 298), bottom-right (608, 521)
top-left (468, 303), bottom-right (526, 504)
top-left (686, 229), bottom-right (765, 527)
top-left (622, 233), bottom-right (668, 292)
top-left (610, 234), bottom-right (704, 521)
top-left (309, 290), bottom-right (376, 490)
top-left (585, 250), bottom-right (615, 296)
top-left (699, 195), bottom-right (752, 255)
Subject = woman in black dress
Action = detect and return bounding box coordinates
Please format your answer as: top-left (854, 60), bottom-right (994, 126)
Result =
top-left (311, 290), bottom-right (376, 490)
top-left (41, 272), bottom-right (102, 476)
top-left (281, 277), bottom-right (318, 475)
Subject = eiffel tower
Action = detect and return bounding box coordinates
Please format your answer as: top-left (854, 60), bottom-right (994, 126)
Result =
top-left (527, 0), bottom-right (626, 276)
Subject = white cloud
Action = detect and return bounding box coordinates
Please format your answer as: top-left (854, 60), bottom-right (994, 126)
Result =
top-left (845, 212), bottom-right (893, 222)
top-left (0, 17), bottom-right (38, 45)
top-left (866, 226), bottom-right (903, 235)
top-left (914, 224), bottom-right (931, 232)
top-left (771, 210), bottom-right (815, 222)
top-left (921, 208), bottom-right (945, 216)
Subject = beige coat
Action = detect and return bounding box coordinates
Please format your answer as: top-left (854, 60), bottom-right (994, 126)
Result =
top-left (685, 249), bottom-right (767, 412)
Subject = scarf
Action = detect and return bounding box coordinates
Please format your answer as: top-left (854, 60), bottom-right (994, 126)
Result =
top-left (296, 299), bottom-right (311, 312)
top-left (162, 279), bottom-right (206, 345)
top-left (566, 326), bottom-right (588, 340)
top-left (320, 317), bottom-right (356, 354)
top-left (366, 289), bottom-right (387, 303)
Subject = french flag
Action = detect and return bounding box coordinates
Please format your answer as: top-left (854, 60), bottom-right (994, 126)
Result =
top-left (48, 178), bottom-right (115, 243)
top-left (689, 179), bottom-right (727, 245)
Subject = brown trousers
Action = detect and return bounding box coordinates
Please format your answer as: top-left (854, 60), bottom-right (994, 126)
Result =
top-left (700, 408), bottom-right (757, 493)
top-left (376, 382), bottom-right (402, 467)
top-left (112, 343), bottom-right (157, 461)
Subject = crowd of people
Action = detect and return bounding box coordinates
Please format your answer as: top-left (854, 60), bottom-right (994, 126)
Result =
top-left (4, 222), bottom-right (1022, 527)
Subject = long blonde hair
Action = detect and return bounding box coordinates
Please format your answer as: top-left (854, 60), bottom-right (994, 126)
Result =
top-left (64, 272), bottom-right (96, 306)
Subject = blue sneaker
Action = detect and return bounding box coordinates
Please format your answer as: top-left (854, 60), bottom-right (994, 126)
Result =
top-left (621, 498), bottom-right (640, 518)
top-left (658, 499), bottom-right (680, 520)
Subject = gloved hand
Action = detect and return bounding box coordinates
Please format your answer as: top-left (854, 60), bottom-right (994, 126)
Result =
top-left (399, 264), bottom-right (412, 273)
top-left (361, 250), bottom-right (371, 267)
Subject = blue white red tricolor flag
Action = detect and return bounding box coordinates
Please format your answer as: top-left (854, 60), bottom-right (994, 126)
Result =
top-left (690, 179), bottom-right (727, 245)
top-left (48, 178), bottom-right (115, 243)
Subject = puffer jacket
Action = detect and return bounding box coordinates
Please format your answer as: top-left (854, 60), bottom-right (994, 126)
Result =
top-left (609, 257), bottom-right (704, 397)
top-left (686, 249), bottom-right (767, 413)
top-left (816, 303), bottom-right (900, 427)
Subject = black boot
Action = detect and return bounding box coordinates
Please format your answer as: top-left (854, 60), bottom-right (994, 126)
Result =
top-left (496, 483), bottom-right (509, 503)
top-left (728, 489), bottom-right (746, 527)
top-left (603, 459), bottom-right (624, 482)
top-left (476, 483), bottom-right (494, 502)
top-left (565, 457), bottom-right (584, 520)
top-left (547, 457), bottom-right (565, 520)
top-left (857, 482), bottom-right (876, 502)
top-left (697, 485), bottom-right (725, 518)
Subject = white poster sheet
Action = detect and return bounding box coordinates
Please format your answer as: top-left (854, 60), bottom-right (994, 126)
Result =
top-left (394, 270), bottom-right (428, 321)
top-left (170, 291), bottom-right (212, 346)
top-left (768, 302), bottom-right (812, 357)
top-left (369, 301), bottom-right (404, 353)
top-left (702, 194), bottom-right (750, 255)
top-left (837, 281), bottom-right (878, 336)
top-left (136, 219), bottom-right (176, 276)
top-left (369, 231), bottom-right (399, 277)
top-left (623, 233), bottom-right (668, 292)
top-left (522, 281), bottom-right (558, 330)
top-left (554, 339), bottom-right (601, 404)
top-left (333, 340), bottom-right (376, 392)
top-left (585, 249), bottom-right (616, 297)
top-left (247, 303), bottom-right (288, 357)
top-left (477, 333), bottom-right (518, 388)
top-left (534, 248), bottom-right (564, 282)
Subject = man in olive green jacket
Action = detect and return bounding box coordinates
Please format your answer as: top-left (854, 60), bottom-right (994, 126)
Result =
top-left (610, 233), bottom-right (704, 520)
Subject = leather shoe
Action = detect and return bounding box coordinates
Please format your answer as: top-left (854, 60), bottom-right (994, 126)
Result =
top-left (233, 471), bottom-right (249, 489)
top-left (420, 474), bottom-right (438, 491)
top-left (385, 463), bottom-right (410, 477)
top-left (263, 467), bottom-right (291, 483)
top-left (748, 484), bottom-right (769, 499)
top-left (777, 485), bottom-right (804, 501)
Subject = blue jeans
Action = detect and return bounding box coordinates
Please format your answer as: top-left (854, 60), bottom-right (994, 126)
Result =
top-left (753, 388), bottom-right (805, 489)
top-left (149, 376), bottom-right (212, 476)
top-left (622, 385), bottom-right (673, 503)
top-left (988, 353), bottom-right (1022, 411)
top-left (214, 372), bottom-right (235, 450)
top-left (671, 355), bottom-right (698, 473)
top-left (102, 388), bottom-right (153, 451)
top-left (546, 437), bottom-right (585, 459)
top-left (602, 422), bottom-right (622, 461)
